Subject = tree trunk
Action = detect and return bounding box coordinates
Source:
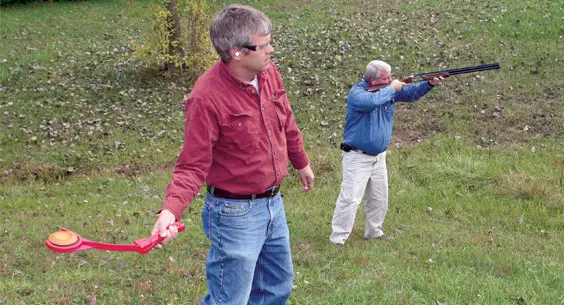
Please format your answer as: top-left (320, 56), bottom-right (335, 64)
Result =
top-left (166, 0), bottom-right (182, 72)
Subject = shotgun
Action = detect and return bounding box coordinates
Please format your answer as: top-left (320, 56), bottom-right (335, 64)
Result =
top-left (367, 63), bottom-right (501, 92)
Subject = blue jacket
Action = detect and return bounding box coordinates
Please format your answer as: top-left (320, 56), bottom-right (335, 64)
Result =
top-left (342, 80), bottom-right (434, 155)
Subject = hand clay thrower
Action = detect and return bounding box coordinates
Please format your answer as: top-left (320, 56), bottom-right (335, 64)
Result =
top-left (46, 222), bottom-right (185, 255)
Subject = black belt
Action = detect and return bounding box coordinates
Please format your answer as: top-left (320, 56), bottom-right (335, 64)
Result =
top-left (207, 185), bottom-right (280, 200)
top-left (340, 143), bottom-right (379, 156)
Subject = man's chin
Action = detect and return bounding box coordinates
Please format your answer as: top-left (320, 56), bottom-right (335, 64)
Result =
top-left (249, 61), bottom-right (271, 73)
top-left (256, 65), bottom-right (270, 73)
top-left (261, 62), bottom-right (272, 71)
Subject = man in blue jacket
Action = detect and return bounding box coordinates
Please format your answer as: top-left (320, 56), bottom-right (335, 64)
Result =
top-left (330, 60), bottom-right (442, 246)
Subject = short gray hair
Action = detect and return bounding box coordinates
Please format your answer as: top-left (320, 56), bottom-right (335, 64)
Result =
top-left (363, 60), bottom-right (391, 82)
top-left (210, 4), bottom-right (272, 61)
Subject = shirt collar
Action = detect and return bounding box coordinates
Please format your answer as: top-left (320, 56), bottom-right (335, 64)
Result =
top-left (359, 79), bottom-right (370, 89)
top-left (218, 60), bottom-right (270, 89)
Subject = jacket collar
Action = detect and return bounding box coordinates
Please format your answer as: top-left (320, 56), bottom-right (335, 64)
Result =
top-left (359, 79), bottom-right (370, 89)
top-left (218, 60), bottom-right (270, 89)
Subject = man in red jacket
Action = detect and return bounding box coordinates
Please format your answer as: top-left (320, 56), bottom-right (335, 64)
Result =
top-left (151, 4), bottom-right (314, 305)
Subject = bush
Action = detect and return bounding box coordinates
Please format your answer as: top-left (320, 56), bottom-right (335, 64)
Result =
top-left (133, 0), bottom-right (217, 75)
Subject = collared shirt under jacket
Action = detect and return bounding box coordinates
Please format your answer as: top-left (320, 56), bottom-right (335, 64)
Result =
top-left (343, 80), bottom-right (434, 155)
top-left (163, 60), bottom-right (310, 219)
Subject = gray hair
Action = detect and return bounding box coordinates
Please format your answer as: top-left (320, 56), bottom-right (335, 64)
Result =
top-left (210, 4), bottom-right (272, 61)
top-left (363, 60), bottom-right (391, 81)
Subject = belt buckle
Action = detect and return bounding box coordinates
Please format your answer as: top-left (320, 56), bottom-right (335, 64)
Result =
top-left (270, 186), bottom-right (279, 196)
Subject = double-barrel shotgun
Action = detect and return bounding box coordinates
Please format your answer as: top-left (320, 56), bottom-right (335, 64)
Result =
top-left (368, 63), bottom-right (501, 92)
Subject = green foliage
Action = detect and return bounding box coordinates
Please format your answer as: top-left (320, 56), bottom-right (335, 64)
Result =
top-left (0, 0), bottom-right (87, 5)
top-left (0, 0), bottom-right (563, 304)
top-left (1, 142), bottom-right (562, 304)
top-left (1, 0), bottom-right (561, 179)
top-left (133, 0), bottom-right (217, 74)
top-left (181, 0), bottom-right (218, 73)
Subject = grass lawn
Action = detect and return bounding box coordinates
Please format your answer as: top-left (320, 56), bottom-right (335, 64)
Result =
top-left (0, 0), bottom-right (562, 304)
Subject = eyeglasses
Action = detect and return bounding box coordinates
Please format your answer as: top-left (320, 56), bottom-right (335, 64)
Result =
top-left (241, 40), bottom-right (271, 52)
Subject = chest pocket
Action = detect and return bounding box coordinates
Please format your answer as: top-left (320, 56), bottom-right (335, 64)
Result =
top-left (380, 103), bottom-right (394, 113)
top-left (221, 114), bottom-right (260, 153)
top-left (271, 89), bottom-right (288, 132)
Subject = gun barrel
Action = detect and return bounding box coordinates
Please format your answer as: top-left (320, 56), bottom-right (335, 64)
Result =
top-left (413, 63), bottom-right (500, 79)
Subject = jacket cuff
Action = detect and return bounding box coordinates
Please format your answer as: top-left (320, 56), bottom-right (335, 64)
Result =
top-left (291, 153), bottom-right (310, 170)
top-left (161, 198), bottom-right (187, 220)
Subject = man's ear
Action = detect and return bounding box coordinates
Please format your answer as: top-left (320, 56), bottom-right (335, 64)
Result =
top-left (368, 77), bottom-right (377, 86)
top-left (230, 47), bottom-right (241, 59)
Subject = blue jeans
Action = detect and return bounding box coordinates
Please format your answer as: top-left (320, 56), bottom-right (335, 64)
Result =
top-left (199, 192), bottom-right (293, 305)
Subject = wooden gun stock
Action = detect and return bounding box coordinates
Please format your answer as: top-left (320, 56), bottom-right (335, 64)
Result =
top-left (403, 71), bottom-right (450, 83)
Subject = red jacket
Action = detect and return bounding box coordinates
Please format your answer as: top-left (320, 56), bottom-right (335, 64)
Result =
top-left (163, 60), bottom-right (310, 219)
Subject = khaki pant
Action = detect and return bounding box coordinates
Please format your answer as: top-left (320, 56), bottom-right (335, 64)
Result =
top-left (330, 150), bottom-right (388, 245)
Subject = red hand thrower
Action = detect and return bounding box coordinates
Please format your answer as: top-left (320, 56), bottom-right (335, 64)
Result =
top-left (46, 222), bottom-right (185, 255)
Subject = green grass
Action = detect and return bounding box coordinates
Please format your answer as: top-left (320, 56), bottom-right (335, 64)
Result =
top-left (1, 0), bottom-right (563, 304)
top-left (1, 0), bottom-right (188, 180)
top-left (1, 141), bottom-right (562, 304)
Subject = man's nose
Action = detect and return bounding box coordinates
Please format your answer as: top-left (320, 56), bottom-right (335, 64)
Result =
top-left (266, 44), bottom-right (274, 54)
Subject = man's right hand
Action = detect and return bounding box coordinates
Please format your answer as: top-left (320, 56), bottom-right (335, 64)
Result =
top-left (390, 79), bottom-right (406, 92)
top-left (151, 209), bottom-right (179, 249)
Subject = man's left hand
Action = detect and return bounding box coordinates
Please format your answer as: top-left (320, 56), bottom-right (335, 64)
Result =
top-left (428, 76), bottom-right (443, 86)
top-left (297, 165), bottom-right (314, 192)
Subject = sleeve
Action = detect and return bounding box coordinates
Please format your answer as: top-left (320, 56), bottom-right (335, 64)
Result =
top-left (347, 85), bottom-right (396, 112)
top-left (273, 67), bottom-right (310, 170)
top-left (162, 95), bottom-right (219, 219)
top-left (395, 81), bottom-right (433, 102)
top-left (283, 97), bottom-right (310, 170)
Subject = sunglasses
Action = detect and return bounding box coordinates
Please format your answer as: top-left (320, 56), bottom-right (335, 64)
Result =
top-left (241, 40), bottom-right (271, 52)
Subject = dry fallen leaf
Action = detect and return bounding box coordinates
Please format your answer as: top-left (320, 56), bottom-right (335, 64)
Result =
top-left (84, 295), bottom-right (97, 305)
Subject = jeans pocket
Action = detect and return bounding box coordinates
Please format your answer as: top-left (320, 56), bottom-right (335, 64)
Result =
top-left (217, 199), bottom-right (253, 217)
top-left (202, 197), bottom-right (213, 238)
